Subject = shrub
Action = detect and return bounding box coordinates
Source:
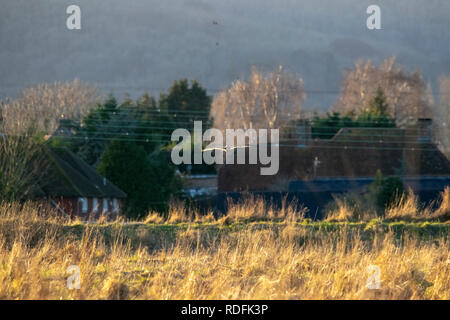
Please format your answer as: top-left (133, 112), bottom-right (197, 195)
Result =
top-left (433, 187), bottom-right (450, 221)
top-left (324, 192), bottom-right (378, 222)
top-left (369, 171), bottom-right (405, 214)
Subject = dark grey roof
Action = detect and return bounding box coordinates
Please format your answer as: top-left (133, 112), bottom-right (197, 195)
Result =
top-left (38, 147), bottom-right (127, 199)
top-left (289, 177), bottom-right (374, 192)
top-left (288, 176), bottom-right (450, 193)
top-left (402, 176), bottom-right (450, 191)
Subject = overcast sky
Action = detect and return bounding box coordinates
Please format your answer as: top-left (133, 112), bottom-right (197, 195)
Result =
top-left (1, 0), bottom-right (449, 109)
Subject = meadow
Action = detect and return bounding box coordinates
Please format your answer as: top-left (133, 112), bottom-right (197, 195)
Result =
top-left (0, 190), bottom-right (448, 300)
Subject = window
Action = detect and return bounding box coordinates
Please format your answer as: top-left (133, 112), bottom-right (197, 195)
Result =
top-left (79, 197), bottom-right (88, 214)
top-left (93, 198), bottom-right (99, 213)
top-left (103, 198), bottom-right (109, 213)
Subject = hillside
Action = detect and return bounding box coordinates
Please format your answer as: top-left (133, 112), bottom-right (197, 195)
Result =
top-left (1, 0), bottom-right (449, 108)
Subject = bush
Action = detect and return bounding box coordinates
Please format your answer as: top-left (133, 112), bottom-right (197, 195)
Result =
top-left (370, 170), bottom-right (405, 214)
top-left (324, 191), bottom-right (378, 222)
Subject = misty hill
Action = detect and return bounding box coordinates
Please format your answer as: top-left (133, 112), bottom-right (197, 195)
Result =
top-left (1, 0), bottom-right (449, 109)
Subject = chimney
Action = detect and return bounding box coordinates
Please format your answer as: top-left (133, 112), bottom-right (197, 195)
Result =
top-left (296, 119), bottom-right (312, 147)
top-left (53, 119), bottom-right (78, 137)
top-left (416, 118), bottom-right (433, 142)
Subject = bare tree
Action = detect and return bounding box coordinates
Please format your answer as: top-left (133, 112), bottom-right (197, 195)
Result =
top-left (211, 66), bottom-right (305, 131)
top-left (0, 136), bottom-right (49, 201)
top-left (333, 57), bottom-right (432, 126)
top-left (0, 79), bottom-right (101, 135)
top-left (0, 80), bottom-right (99, 201)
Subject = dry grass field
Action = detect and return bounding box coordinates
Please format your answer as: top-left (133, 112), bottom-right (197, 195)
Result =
top-left (0, 190), bottom-right (449, 300)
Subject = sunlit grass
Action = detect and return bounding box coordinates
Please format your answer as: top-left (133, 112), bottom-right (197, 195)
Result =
top-left (0, 192), bottom-right (448, 300)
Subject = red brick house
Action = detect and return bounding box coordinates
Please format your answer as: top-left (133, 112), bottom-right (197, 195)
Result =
top-left (35, 147), bottom-right (127, 219)
top-left (218, 122), bottom-right (450, 192)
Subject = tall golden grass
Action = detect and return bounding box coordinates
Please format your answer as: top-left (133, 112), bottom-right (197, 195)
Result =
top-left (326, 187), bottom-right (450, 222)
top-left (0, 193), bottom-right (448, 300)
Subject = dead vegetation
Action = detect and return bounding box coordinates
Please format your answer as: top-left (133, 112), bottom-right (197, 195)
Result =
top-left (325, 187), bottom-right (450, 222)
top-left (0, 194), bottom-right (448, 300)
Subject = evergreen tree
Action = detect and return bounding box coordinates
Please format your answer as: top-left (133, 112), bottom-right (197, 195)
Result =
top-left (310, 88), bottom-right (395, 140)
top-left (357, 87), bottom-right (395, 127)
top-left (160, 79), bottom-right (212, 127)
top-left (369, 170), bottom-right (405, 215)
top-left (97, 140), bottom-right (182, 219)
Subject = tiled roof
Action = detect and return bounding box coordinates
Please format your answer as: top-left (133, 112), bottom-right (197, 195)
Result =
top-left (38, 147), bottom-right (127, 199)
top-left (218, 128), bottom-right (450, 192)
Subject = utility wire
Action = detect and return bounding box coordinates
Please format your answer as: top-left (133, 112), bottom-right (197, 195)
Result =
top-left (57, 135), bottom-right (443, 152)
top-left (70, 123), bottom-right (446, 136)
top-left (59, 130), bottom-right (441, 144)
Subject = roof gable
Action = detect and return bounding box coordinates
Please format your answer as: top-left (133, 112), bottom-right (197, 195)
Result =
top-left (40, 147), bottom-right (127, 199)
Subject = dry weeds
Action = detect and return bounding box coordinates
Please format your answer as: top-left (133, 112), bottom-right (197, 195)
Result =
top-left (0, 195), bottom-right (448, 300)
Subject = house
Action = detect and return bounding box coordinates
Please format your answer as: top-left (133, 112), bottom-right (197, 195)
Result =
top-left (217, 119), bottom-right (450, 217)
top-left (35, 147), bottom-right (127, 219)
top-left (0, 118), bottom-right (126, 218)
top-left (180, 173), bottom-right (218, 213)
top-left (219, 120), bottom-right (450, 191)
top-left (183, 174), bottom-right (218, 198)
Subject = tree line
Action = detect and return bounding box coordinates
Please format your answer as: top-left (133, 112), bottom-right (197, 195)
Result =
top-left (1, 56), bottom-right (449, 218)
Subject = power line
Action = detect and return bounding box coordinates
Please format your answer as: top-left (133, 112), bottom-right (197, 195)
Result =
top-left (68, 106), bottom-right (431, 116)
top-left (79, 119), bottom-right (448, 133)
top-left (4, 83), bottom-right (450, 95)
top-left (55, 135), bottom-right (443, 152)
top-left (59, 128), bottom-right (442, 142)
top-left (63, 119), bottom-right (448, 137)
top-left (62, 106), bottom-right (443, 123)
top-left (76, 120), bottom-right (442, 131)
top-left (75, 114), bottom-right (444, 127)
top-left (53, 120), bottom-right (442, 139)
